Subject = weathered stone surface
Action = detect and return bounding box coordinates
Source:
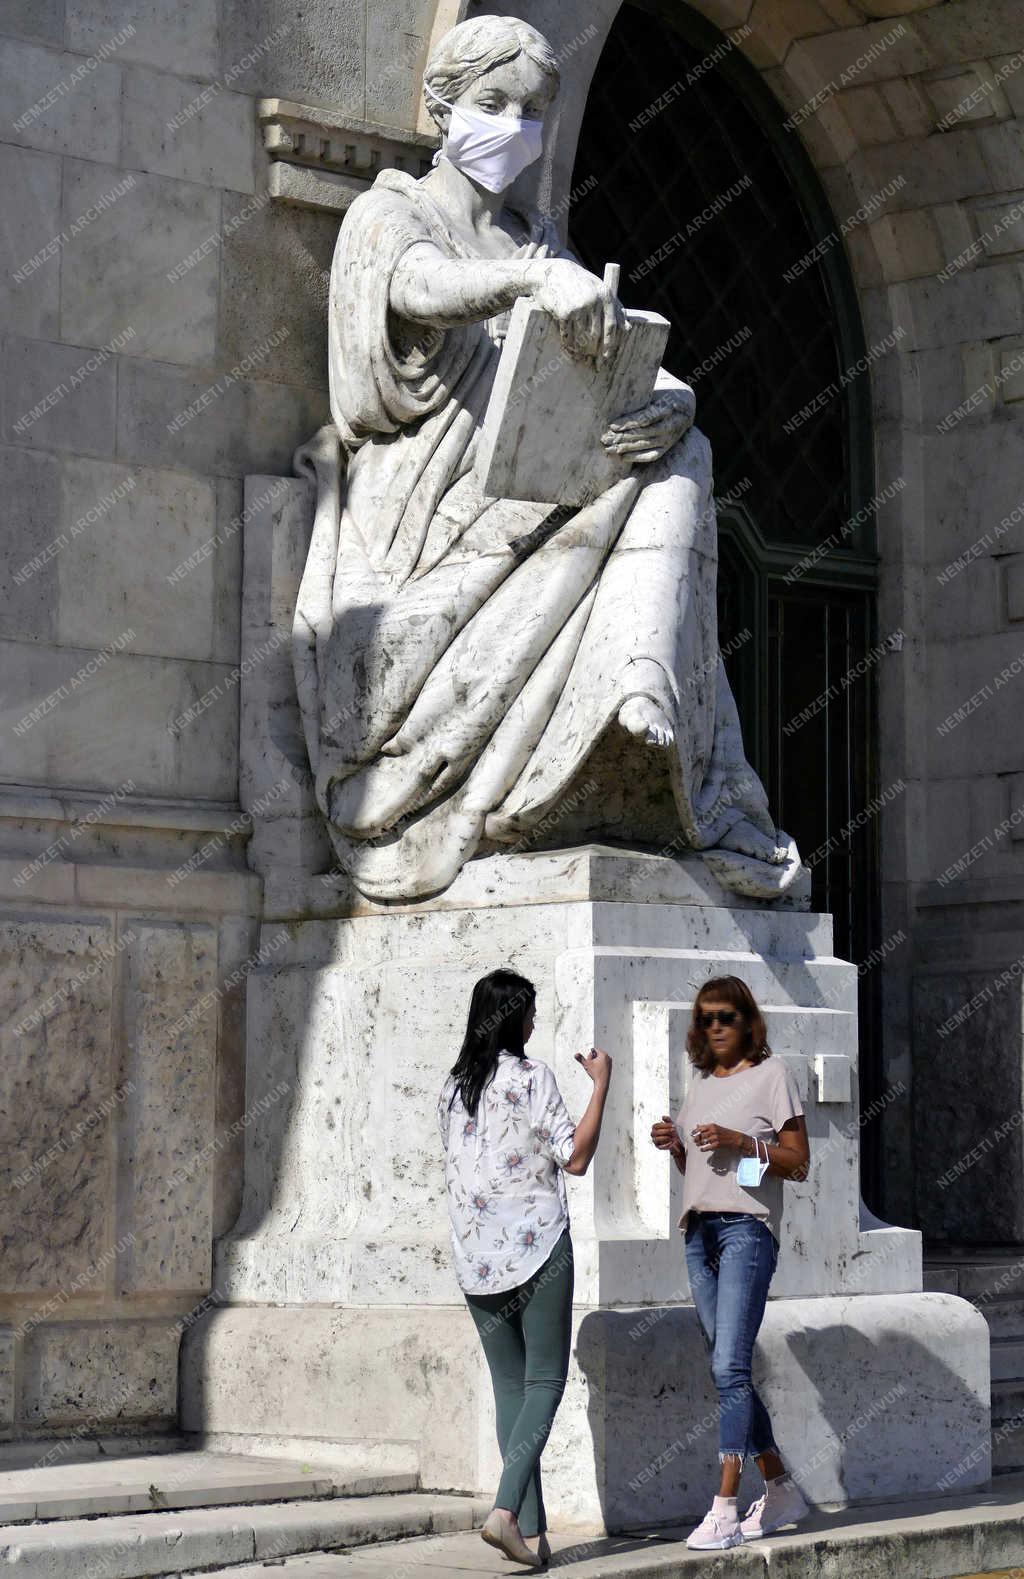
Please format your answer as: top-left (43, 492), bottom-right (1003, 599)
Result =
top-left (893, 262), bottom-right (1024, 352)
top-left (0, 915), bottom-right (114, 1293)
top-left (0, 640), bottom-right (238, 799)
top-left (845, 130), bottom-right (992, 212)
top-left (928, 547), bottom-right (1002, 642)
top-left (786, 18), bottom-right (938, 92)
top-left (975, 122), bottom-right (1024, 191)
top-left (914, 969), bottom-right (1024, 1241)
top-left (878, 75), bottom-right (935, 138)
top-left (0, 446), bottom-right (62, 644)
top-left (0, 1332), bottom-right (14, 1432)
top-left (116, 356), bottom-right (329, 478)
top-left (22, 1320), bottom-right (179, 1427)
top-left (866, 207), bottom-right (944, 281)
top-left (914, 0), bottom-right (1024, 64)
top-left (122, 65), bottom-right (257, 194)
top-left (238, 477), bottom-right (326, 870)
top-left (924, 66), bottom-right (1008, 129)
top-left (366, 0), bottom-right (437, 128)
top-left (211, 479), bottom-right (245, 664)
top-left (927, 632), bottom-right (1024, 777)
top-left (2, 334), bottom-right (118, 456)
top-left (183, 1291), bottom-right (989, 1528)
top-left (67, 0), bottom-right (219, 79)
top-left (834, 82), bottom-right (900, 143)
top-left (1006, 556), bottom-right (1024, 622)
top-left (219, 0), bottom-right (364, 112)
top-left (217, 194), bottom-right (334, 389)
top-left (0, 37), bottom-right (122, 160)
top-left (744, 0), bottom-right (835, 70)
top-left (57, 458), bottom-right (221, 662)
top-left (210, 915), bottom-right (256, 1240)
top-left (923, 423), bottom-right (1024, 558)
top-left (0, 144), bottom-right (61, 339)
top-left (181, 1305), bottom-right (481, 1491)
top-left (117, 921), bottom-right (218, 1293)
top-left (60, 160), bottom-right (221, 366)
top-left (1, 0), bottom-right (65, 46)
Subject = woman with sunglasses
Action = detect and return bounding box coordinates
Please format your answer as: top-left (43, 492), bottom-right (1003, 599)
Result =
top-left (650, 974), bottom-right (811, 1550)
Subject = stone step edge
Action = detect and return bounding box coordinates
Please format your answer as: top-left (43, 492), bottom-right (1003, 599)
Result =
top-left (187, 1503), bottom-right (1022, 1579)
top-left (190, 1492), bottom-right (1024, 1579)
top-left (0, 1491), bottom-right (492, 1579)
top-left (0, 1472), bottom-right (344, 1527)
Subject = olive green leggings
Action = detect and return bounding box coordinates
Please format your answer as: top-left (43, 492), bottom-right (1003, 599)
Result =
top-left (464, 1228), bottom-right (574, 1537)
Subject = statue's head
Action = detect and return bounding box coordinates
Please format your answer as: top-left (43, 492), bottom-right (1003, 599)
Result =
top-left (423, 16), bottom-right (561, 138)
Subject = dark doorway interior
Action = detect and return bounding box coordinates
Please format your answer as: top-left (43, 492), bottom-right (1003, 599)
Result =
top-left (568, 0), bottom-right (884, 1205)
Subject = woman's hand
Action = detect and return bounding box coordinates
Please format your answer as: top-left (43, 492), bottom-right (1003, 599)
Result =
top-left (601, 386), bottom-right (696, 464)
top-left (651, 1115), bottom-right (682, 1153)
top-left (564, 1047), bottom-right (613, 1176)
top-left (574, 1045), bottom-right (612, 1085)
top-left (530, 258), bottom-right (629, 363)
top-left (691, 1123), bottom-right (744, 1153)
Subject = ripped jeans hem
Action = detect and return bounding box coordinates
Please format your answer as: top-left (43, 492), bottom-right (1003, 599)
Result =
top-left (718, 1445), bottom-right (780, 1467)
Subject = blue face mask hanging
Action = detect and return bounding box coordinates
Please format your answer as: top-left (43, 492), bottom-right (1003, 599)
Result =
top-left (425, 82), bottom-right (544, 194)
top-left (736, 1135), bottom-right (770, 1188)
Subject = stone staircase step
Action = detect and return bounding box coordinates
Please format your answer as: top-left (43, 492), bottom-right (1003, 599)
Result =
top-left (923, 1252), bottom-right (1024, 1305)
top-left (0, 1436), bottom-right (187, 1472)
top-left (190, 1470), bottom-right (1024, 1579)
top-left (991, 1336), bottom-right (1024, 1382)
top-left (0, 1450), bottom-right (351, 1525)
top-left (0, 1490), bottom-right (490, 1578)
top-left (186, 1435), bottom-right (419, 1497)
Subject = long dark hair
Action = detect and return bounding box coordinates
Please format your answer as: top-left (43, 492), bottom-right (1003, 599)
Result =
top-left (448, 969), bottom-right (536, 1118)
top-left (686, 974), bottom-right (771, 1075)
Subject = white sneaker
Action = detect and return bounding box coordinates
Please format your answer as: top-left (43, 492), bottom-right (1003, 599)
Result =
top-left (685, 1507), bottom-right (744, 1549)
top-left (740, 1478), bottom-right (810, 1538)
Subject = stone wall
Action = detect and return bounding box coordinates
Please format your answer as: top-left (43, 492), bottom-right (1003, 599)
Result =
top-left (0, 0), bottom-right (438, 1439)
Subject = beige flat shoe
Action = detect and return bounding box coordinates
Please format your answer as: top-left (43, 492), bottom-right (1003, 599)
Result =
top-left (481, 1508), bottom-right (543, 1567)
top-left (501, 1530), bottom-right (551, 1563)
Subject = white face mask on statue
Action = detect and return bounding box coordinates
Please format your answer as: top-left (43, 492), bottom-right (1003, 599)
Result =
top-left (425, 82), bottom-right (544, 193)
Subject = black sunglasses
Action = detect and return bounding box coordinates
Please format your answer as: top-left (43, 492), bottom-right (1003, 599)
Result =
top-left (698, 1009), bottom-right (739, 1028)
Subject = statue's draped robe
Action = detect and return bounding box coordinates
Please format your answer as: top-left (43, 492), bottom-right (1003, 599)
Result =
top-left (293, 169), bottom-right (798, 901)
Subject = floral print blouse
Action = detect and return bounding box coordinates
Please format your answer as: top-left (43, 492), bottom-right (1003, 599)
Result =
top-left (437, 1052), bottom-right (577, 1294)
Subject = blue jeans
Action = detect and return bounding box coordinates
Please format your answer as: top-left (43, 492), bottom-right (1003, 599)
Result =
top-left (684, 1211), bottom-right (779, 1466)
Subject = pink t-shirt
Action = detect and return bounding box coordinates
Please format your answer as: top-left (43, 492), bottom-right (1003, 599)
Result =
top-left (674, 1056), bottom-right (804, 1245)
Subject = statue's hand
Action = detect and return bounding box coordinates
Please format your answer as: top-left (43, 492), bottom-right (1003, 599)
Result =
top-left (512, 239), bottom-right (552, 261)
top-left (601, 387), bottom-right (696, 464)
top-left (530, 257), bottom-right (629, 363)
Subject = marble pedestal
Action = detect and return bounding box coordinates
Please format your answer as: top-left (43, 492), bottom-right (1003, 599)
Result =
top-left (180, 849), bottom-right (991, 1527)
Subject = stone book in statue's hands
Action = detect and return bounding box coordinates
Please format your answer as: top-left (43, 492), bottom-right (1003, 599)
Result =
top-left (476, 289), bottom-right (671, 508)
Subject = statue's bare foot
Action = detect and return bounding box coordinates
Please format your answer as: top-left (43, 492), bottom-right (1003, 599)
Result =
top-left (618, 696), bottom-right (674, 748)
top-left (717, 818), bottom-right (789, 864)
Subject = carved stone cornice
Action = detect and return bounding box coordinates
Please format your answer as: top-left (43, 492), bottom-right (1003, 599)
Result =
top-left (258, 98), bottom-right (439, 215)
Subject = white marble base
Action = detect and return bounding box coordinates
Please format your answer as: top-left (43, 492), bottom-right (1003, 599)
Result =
top-left (181, 1291), bottom-right (991, 1530)
top-left (215, 856), bottom-right (916, 1305)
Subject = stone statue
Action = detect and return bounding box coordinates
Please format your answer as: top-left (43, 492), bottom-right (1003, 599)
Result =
top-left (292, 15), bottom-right (801, 902)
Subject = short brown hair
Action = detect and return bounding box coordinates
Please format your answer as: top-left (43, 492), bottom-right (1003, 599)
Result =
top-left (686, 975), bottom-right (771, 1075)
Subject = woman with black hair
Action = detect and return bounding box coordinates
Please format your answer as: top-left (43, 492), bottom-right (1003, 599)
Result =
top-left (438, 969), bottom-right (611, 1568)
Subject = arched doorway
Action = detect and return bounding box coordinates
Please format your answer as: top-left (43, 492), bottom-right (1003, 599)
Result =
top-left (569, 0), bottom-right (884, 1201)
